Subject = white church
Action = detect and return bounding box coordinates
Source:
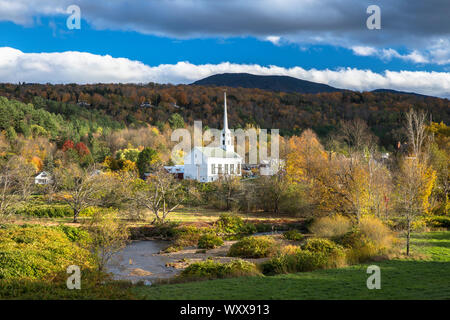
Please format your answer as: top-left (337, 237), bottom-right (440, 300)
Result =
top-left (183, 92), bottom-right (242, 182)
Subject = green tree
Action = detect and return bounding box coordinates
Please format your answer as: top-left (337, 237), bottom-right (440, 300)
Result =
top-left (168, 113), bottom-right (185, 129)
top-left (136, 147), bottom-right (158, 178)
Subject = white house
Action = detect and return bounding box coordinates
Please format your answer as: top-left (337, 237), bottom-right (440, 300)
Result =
top-left (183, 92), bottom-right (242, 182)
top-left (34, 171), bottom-right (53, 185)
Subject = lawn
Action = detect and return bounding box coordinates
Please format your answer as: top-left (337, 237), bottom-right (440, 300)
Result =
top-left (134, 231), bottom-right (450, 300)
top-left (167, 207), bottom-right (299, 223)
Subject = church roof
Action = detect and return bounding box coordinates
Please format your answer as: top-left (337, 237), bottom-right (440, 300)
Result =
top-left (191, 146), bottom-right (241, 159)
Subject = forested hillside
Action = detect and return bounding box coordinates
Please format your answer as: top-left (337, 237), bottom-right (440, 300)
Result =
top-left (191, 73), bottom-right (342, 94)
top-left (0, 83), bottom-right (448, 149)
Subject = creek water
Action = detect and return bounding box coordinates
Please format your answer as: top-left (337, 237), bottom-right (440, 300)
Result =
top-left (106, 240), bottom-right (179, 284)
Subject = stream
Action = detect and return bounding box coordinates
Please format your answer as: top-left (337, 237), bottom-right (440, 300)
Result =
top-left (106, 240), bottom-right (179, 284)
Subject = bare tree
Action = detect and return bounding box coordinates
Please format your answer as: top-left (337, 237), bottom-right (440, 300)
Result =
top-left (54, 165), bottom-right (104, 223)
top-left (0, 156), bottom-right (35, 221)
top-left (338, 118), bottom-right (378, 155)
top-left (132, 167), bottom-right (185, 223)
top-left (404, 109), bottom-right (432, 159)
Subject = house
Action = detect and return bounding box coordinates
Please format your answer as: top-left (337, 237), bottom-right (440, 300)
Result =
top-left (164, 165), bottom-right (184, 179)
top-left (34, 171), bottom-right (53, 185)
top-left (140, 102), bottom-right (153, 108)
top-left (183, 92), bottom-right (243, 182)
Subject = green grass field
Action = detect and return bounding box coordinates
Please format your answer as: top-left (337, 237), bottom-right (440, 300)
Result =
top-left (134, 231), bottom-right (450, 300)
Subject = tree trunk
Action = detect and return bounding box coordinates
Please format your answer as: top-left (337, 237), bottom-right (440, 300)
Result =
top-left (406, 219), bottom-right (411, 256)
top-left (73, 209), bottom-right (80, 223)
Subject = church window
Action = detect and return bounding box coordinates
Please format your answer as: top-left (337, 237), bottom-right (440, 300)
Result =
top-left (237, 163), bottom-right (241, 174)
top-left (230, 164), bottom-right (234, 174)
top-left (225, 164), bottom-right (229, 174)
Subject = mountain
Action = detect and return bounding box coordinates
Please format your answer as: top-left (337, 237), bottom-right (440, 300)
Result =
top-left (191, 73), bottom-right (343, 94)
top-left (370, 88), bottom-right (431, 98)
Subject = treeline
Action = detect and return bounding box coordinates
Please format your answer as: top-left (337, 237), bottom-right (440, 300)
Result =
top-left (0, 83), bottom-right (449, 149)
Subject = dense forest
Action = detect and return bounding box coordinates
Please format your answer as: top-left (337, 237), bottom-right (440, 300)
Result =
top-left (0, 83), bottom-right (448, 149)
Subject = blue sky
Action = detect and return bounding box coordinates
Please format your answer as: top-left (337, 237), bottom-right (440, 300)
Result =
top-left (1, 17), bottom-right (446, 74)
top-left (0, 0), bottom-right (449, 97)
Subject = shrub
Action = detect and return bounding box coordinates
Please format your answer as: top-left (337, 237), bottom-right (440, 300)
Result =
top-left (283, 229), bottom-right (304, 241)
top-left (57, 225), bottom-right (89, 243)
top-left (425, 216), bottom-right (450, 229)
top-left (335, 230), bottom-right (377, 263)
top-left (302, 238), bottom-right (347, 268)
top-left (334, 216), bottom-right (394, 263)
top-left (151, 221), bottom-right (180, 238)
top-left (15, 205), bottom-right (73, 218)
top-left (358, 215), bottom-right (393, 248)
top-left (0, 225), bottom-right (95, 280)
top-left (215, 213), bottom-right (244, 234)
top-left (309, 214), bottom-right (352, 238)
top-left (228, 236), bottom-right (277, 258)
top-left (173, 225), bottom-right (207, 247)
top-left (255, 223), bottom-right (273, 233)
top-left (261, 246), bottom-right (345, 275)
top-left (280, 245), bottom-right (302, 255)
top-left (198, 234), bottom-right (224, 249)
top-left (180, 259), bottom-right (259, 280)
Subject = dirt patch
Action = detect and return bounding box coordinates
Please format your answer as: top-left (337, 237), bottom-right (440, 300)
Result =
top-left (128, 268), bottom-right (153, 276)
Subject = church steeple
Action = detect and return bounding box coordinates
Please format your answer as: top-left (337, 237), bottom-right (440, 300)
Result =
top-left (221, 91), bottom-right (233, 152)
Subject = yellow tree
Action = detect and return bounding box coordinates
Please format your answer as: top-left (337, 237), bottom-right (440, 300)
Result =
top-left (286, 129), bottom-right (327, 184)
top-left (395, 158), bottom-right (436, 255)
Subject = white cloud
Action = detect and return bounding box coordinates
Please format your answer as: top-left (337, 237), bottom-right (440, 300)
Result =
top-left (351, 46), bottom-right (378, 56)
top-left (352, 46), bottom-right (429, 64)
top-left (266, 36), bottom-right (281, 46)
top-left (0, 47), bottom-right (449, 98)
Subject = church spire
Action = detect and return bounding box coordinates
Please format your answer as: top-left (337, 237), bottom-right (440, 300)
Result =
top-left (221, 91), bottom-right (233, 152)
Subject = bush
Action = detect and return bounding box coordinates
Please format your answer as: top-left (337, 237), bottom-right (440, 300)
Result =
top-left (173, 225), bottom-right (208, 247)
top-left (228, 236), bottom-right (277, 258)
top-left (283, 229), bottom-right (304, 241)
top-left (255, 223), bottom-right (273, 233)
top-left (57, 225), bottom-right (89, 243)
top-left (0, 225), bottom-right (95, 280)
top-left (180, 259), bottom-right (260, 280)
top-left (15, 205), bottom-right (73, 218)
top-left (261, 238), bottom-right (346, 275)
top-left (425, 216), bottom-right (450, 229)
top-left (151, 221), bottom-right (180, 238)
top-left (198, 234), bottom-right (224, 249)
top-left (309, 214), bottom-right (352, 238)
top-left (215, 213), bottom-right (244, 234)
top-left (334, 216), bottom-right (394, 263)
top-left (302, 238), bottom-right (346, 267)
top-left (335, 230), bottom-right (377, 263)
top-left (358, 215), bottom-right (393, 248)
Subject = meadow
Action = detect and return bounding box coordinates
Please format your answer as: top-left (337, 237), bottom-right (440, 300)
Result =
top-left (134, 231), bottom-right (450, 300)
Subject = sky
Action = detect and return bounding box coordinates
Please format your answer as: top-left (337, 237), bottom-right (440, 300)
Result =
top-left (0, 0), bottom-right (449, 97)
